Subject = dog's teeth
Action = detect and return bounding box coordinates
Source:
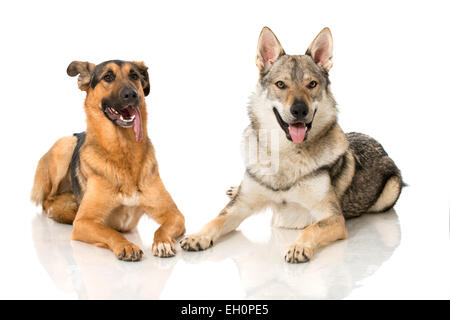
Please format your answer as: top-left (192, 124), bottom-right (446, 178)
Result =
top-left (119, 114), bottom-right (135, 123)
top-left (109, 107), bottom-right (119, 115)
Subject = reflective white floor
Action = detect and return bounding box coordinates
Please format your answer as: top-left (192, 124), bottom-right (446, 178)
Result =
top-left (29, 210), bottom-right (400, 300)
top-left (0, 178), bottom-right (448, 299)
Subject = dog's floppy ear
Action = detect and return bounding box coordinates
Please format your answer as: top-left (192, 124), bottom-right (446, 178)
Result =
top-left (67, 61), bottom-right (96, 91)
top-left (132, 61), bottom-right (150, 96)
top-left (306, 28), bottom-right (333, 72)
top-left (256, 27), bottom-right (285, 73)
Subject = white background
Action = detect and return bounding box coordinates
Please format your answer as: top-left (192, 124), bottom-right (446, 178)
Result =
top-left (0, 0), bottom-right (448, 299)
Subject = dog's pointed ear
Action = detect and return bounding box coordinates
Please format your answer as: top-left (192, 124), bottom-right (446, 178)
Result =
top-left (256, 27), bottom-right (285, 73)
top-left (306, 27), bottom-right (333, 72)
top-left (132, 61), bottom-right (150, 96)
top-left (67, 61), bottom-right (96, 91)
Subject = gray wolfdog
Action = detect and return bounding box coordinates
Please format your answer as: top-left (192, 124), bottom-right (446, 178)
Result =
top-left (181, 27), bottom-right (403, 263)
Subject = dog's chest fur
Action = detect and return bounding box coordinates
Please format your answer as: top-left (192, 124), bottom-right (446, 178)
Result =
top-left (241, 168), bottom-right (333, 228)
top-left (244, 124), bottom-right (347, 191)
top-left (242, 110), bottom-right (349, 228)
top-left (120, 191), bottom-right (142, 206)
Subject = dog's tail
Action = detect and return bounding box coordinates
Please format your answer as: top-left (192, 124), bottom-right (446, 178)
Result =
top-left (31, 156), bottom-right (52, 206)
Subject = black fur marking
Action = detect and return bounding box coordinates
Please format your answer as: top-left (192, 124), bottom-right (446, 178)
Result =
top-left (328, 153), bottom-right (347, 186)
top-left (91, 60), bottom-right (125, 89)
top-left (304, 149), bottom-right (346, 181)
top-left (307, 108), bottom-right (317, 131)
top-left (70, 132), bottom-right (86, 201)
top-left (290, 57), bottom-right (302, 82)
top-left (273, 107), bottom-right (291, 141)
top-left (246, 169), bottom-right (294, 192)
top-left (132, 62), bottom-right (150, 96)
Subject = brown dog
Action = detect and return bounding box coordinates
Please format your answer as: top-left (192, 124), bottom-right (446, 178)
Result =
top-left (31, 60), bottom-right (185, 261)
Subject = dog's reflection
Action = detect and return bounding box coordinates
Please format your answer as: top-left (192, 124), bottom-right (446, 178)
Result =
top-left (32, 214), bottom-right (177, 299)
top-left (180, 210), bottom-right (401, 299)
top-left (32, 210), bottom-right (400, 299)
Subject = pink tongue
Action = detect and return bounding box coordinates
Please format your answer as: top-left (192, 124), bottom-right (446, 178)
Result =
top-left (288, 123), bottom-right (306, 143)
top-left (133, 107), bottom-right (143, 142)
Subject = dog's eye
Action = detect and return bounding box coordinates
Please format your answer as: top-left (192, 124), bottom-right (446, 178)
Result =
top-left (307, 80), bottom-right (318, 89)
top-left (130, 73), bottom-right (139, 81)
top-left (103, 73), bottom-right (115, 83)
top-left (275, 81), bottom-right (287, 89)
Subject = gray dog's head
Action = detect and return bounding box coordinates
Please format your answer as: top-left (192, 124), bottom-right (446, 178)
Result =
top-left (254, 27), bottom-right (337, 143)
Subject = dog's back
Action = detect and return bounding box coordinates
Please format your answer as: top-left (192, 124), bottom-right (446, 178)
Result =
top-left (341, 132), bottom-right (403, 218)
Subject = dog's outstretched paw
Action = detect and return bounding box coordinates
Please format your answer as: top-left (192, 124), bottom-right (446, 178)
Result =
top-left (226, 186), bottom-right (239, 199)
top-left (284, 242), bottom-right (313, 263)
top-left (180, 234), bottom-right (214, 251)
top-left (114, 241), bottom-right (144, 262)
top-left (152, 241), bottom-right (176, 258)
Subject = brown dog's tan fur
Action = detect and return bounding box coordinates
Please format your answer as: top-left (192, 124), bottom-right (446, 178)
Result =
top-left (31, 60), bottom-right (185, 261)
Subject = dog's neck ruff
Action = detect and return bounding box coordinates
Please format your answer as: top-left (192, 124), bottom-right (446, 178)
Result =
top-left (245, 168), bottom-right (295, 192)
top-left (244, 120), bottom-right (346, 192)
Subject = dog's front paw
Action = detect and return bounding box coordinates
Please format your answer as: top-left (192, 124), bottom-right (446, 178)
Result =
top-left (226, 186), bottom-right (239, 199)
top-left (285, 242), bottom-right (313, 263)
top-left (152, 241), bottom-right (176, 258)
top-left (113, 241), bottom-right (143, 262)
top-left (180, 234), bottom-right (213, 251)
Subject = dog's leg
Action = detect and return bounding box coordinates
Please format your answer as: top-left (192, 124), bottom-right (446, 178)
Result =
top-left (71, 178), bottom-right (143, 261)
top-left (180, 184), bottom-right (264, 251)
top-left (285, 193), bottom-right (347, 263)
top-left (141, 176), bottom-right (185, 258)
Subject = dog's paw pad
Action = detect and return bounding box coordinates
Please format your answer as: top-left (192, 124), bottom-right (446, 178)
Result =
top-left (284, 243), bottom-right (313, 263)
top-left (152, 241), bottom-right (176, 258)
top-left (114, 242), bottom-right (143, 262)
top-left (180, 235), bottom-right (213, 251)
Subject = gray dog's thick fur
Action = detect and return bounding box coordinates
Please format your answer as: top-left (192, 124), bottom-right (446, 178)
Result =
top-left (181, 27), bottom-right (403, 263)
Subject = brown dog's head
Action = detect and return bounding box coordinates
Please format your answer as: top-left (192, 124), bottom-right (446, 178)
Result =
top-left (67, 60), bottom-right (150, 142)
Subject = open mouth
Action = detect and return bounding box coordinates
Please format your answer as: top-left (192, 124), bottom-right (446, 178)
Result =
top-left (103, 105), bottom-right (143, 142)
top-left (273, 107), bottom-right (313, 143)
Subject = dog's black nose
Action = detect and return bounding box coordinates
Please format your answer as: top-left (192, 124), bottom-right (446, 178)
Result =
top-left (290, 100), bottom-right (309, 120)
top-left (120, 88), bottom-right (138, 103)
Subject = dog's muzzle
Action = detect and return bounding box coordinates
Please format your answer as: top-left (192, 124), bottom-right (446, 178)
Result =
top-left (273, 107), bottom-right (316, 143)
top-left (103, 104), bottom-right (143, 142)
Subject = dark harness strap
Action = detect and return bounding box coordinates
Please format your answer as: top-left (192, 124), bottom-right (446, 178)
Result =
top-left (70, 132), bottom-right (86, 200)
